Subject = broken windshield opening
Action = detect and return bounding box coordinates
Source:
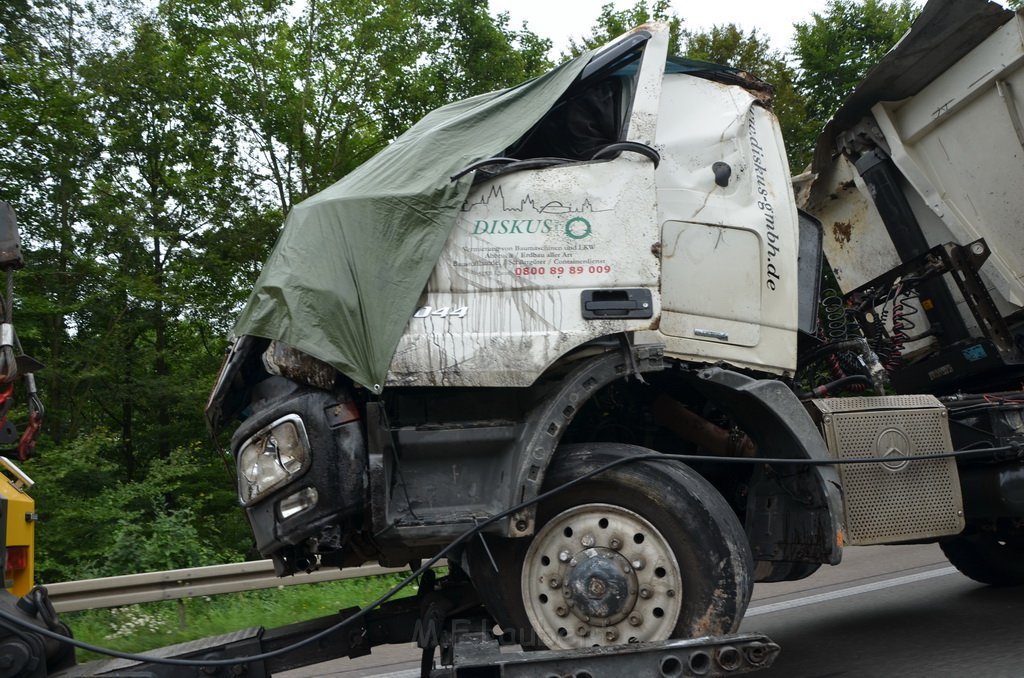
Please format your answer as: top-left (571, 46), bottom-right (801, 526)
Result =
top-left (500, 35), bottom-right (648, 165)
top-left (504, 74), bottom-right (637, 161)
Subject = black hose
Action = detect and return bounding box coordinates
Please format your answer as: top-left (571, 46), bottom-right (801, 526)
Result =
top-left (797, 338), bottom-right (868, 371)
top-left (796, 375), bottom-right (873, 399)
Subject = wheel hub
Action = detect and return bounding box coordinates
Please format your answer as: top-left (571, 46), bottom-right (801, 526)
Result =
top-left (521, 503), bottom-right (683, 649)
top-left (564, 547), bottom-right (637, 625)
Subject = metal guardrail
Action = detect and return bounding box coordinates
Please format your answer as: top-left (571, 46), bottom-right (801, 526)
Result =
top-left (45, 560), bottom-right (427, 613)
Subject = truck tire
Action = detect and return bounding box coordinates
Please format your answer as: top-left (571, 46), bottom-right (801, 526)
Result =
top-left (467, 443), bottom-right (753, 650)
top-left (940, 531), bottom-right (1024, 586)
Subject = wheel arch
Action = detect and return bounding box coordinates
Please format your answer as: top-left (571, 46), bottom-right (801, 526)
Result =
top-left (507, 347), bottom-right (845, 574)
top-left (505, 340), bottom-right (665, 538)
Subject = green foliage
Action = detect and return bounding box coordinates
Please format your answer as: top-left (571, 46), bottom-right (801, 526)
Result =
top-left (160, 0), bottom-right (552, 215)
top-left (0, 1), bottom-right (110, 445)
top-left (567, 0), bottom-right (684, 58)
top-left (31, 432), bottom-right (247, 581)
top-left (101, 504), bottom-right (228, 577)
top-left (30, 430), bottom-right (123, 581)
top-left (793, 0), bottom-right (919, 129)
top-left (1, 0), bottom-right (558, 580)
top-left (403, 0), bottom-right (554, 120)
top-left (66, 572), bottom-right (421, 661)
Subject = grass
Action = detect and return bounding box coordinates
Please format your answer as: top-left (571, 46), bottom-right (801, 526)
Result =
top-left (65, 571), bottom-right (424, 663)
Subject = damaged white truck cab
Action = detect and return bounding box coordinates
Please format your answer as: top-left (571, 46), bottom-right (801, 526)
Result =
top-left (209, 5), bottom-right (1022, 654)
top-left (208, 22), bottom-right (838, 648)
top-left (391, 26), bottom-right (803, 388)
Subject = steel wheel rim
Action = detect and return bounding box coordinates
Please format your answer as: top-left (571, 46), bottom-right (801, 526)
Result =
top-left (521, 502), bottom-right (682, 649)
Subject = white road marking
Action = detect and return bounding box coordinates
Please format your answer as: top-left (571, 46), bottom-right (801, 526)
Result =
top-left (745, 566), bottom-right (958, 617)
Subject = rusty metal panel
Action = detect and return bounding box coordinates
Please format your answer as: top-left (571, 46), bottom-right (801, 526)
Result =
top-left (801, 154), bottom-right (901, 293)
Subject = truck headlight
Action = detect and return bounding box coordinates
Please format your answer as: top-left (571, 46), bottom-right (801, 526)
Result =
top-left (238, 414), bottom-right (310, 505)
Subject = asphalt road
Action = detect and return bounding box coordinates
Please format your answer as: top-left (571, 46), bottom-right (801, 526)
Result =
top-left (744, 546), bottom-right (1024, 677)
top-left (281, 543), bottom-right (1024, 677)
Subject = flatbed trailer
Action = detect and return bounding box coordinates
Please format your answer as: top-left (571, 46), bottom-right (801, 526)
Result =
top-left (0, 583), bottom-right (778, 677)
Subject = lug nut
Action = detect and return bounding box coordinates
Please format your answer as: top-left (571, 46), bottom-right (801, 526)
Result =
top-left (549, 576), bottom-right (561, 589)
top-left (555, 605), bottom-right (568, 617)
top-left (606, 628), bottom-right (619, 642)
top-left (628, 613), bottom-right (643, 627)
top-left (559, 550), bottom-right (572, 563)
top-left (667, 589), bottom-right (676, 598)
top-left (609, 537), bottom-right (622, 550)
top-left (581, 534), bottom-right (595, 547)
top-left (632, 558), bottom-right (645, 571)
top-left (577, 626), bottom-right (589, 637)
top-left (639, 587), bottom-right (652, 599)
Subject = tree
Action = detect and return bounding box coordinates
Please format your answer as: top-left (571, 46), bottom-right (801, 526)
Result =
top-left (0, 0), bottom-right (111, 442)
top-left (2, 3), bottom-right (251, 577)
top-left (793, 0), bottom-right (918, 130)
top-left (83, 16), bottom-right (244, 467)
top-left (31, 432), bottom-right (245, 581)
top-left (3, 0), bottom-right (560, 579)
top-left (400, 0), bottom-right (554, 132)
top-left (162, 0), bottom-right (552, 217)
top-left (567, 0), bottom-right (683, 58)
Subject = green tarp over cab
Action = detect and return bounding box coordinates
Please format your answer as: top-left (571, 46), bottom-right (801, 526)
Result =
top-left (232, 53), bottom-right (594, 392)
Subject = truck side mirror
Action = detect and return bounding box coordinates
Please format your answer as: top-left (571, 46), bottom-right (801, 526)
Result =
top-left (797, 210), bottom-right (823, 336)
top-left (0, 202), bottom-right (24, 270)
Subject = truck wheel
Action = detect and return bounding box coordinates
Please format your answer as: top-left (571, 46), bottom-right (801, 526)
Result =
top-left (940, 531), bottom-right (1024, 586)
top-left (468, 443), bottom-right (753, 649)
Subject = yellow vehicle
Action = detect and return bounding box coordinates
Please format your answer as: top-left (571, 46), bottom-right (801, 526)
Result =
top-left (0, 456), bottom-right (34, 597)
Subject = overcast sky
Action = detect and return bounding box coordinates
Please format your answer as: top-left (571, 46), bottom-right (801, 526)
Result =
top-left (488, 0), bottom-right (829, 56)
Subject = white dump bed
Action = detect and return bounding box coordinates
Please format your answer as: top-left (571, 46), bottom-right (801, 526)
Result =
top-left (802, 1), bottom-right (1024, 320)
